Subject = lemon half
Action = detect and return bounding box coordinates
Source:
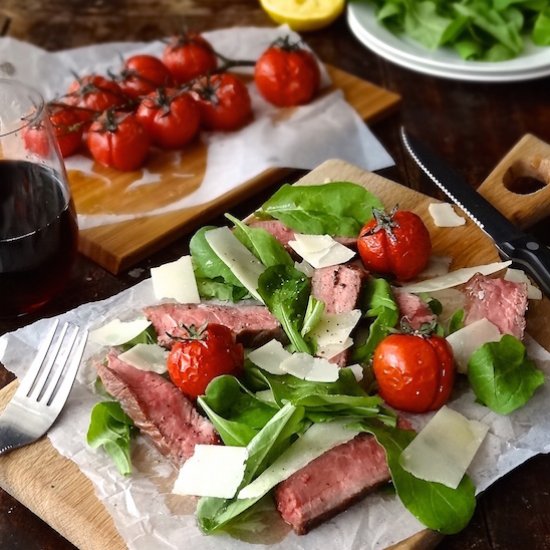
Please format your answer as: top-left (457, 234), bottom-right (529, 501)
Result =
top-left (260, 0), bottom-right (346, 32)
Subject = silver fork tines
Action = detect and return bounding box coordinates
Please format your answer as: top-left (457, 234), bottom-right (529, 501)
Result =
top-left (0, 321), bottom-right (88, 456)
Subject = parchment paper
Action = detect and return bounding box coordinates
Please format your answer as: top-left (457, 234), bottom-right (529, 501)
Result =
top-left (0, 279), bottom-right (549, 550)
top-left (0, 27), bottom-right (394, 231)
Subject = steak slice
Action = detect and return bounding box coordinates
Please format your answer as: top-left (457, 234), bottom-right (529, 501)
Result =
top-left (463, 273), bottom-right (528, 339)
top-left (96, 351), bottom-right (219, 466)
top-left (144, 303), bottom-right (285, 348)
top-left (393, 288), bottom-right (437, 330)
top-left (274, 432), bottom-right (390, 534)
top-left (311, 264), bottom-right (366, 367)
top-left (249, 220), bottom-right (357, 249)
top-left (311, 264), bottom-right (366, 315)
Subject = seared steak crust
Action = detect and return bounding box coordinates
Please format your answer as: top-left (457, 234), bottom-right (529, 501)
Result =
top-left (144, 302), bottom-right (285, 348)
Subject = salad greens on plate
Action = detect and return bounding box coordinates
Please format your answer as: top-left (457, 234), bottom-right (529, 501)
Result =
top-left (358, 0), bottom-right (550, 60)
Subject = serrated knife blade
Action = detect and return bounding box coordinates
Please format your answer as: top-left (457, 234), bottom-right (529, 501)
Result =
top-left (401, 127), bottom-right (550, 298)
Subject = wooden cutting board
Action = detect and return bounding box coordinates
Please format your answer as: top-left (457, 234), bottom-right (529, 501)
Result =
top-left (2, 133), bottom-right (550, 550)
top-left (71, 64), bottom-right (401, 274)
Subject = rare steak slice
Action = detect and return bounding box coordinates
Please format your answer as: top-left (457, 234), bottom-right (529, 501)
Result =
top-left (311, 264), bottom-right (366, 366)
top-left (311, 264), bottom-right (366, 315)
top-left (393, 288), bottom-right (437, 330)
top-left (249, 220), bottom-right (357, 248)
top-left (96, 351), bottom-right (219, 466)
top-left (463, 273), bottom-right (528, 339)
top-left (144, 303), bottom-right (284, 348)
top-left (274, 432), bottom-right (391, 535)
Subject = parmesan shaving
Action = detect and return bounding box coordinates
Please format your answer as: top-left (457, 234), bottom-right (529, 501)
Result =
top-left (428, 202), bottom-right (466, 227)
top-left (400, 406), bottom-right (489, 489)
top-left (400, 261), bottom-right (511, 293)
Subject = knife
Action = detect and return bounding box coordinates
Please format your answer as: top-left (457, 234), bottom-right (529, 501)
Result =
top-left (400, 127), bottom-right (550, 298)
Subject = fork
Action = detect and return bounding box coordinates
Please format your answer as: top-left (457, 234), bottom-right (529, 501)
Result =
top-left (0, 320), bottom-right (88, 456)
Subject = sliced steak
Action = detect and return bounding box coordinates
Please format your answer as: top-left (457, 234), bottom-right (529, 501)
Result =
top-left (96, 351), bottom-right (219, 466)
top-left (275, 433), bottom-right (390, 534)
top-left (463, 273), bottom-right (528, 339)
top-left (311, 264), bottom-right (366, 367)
top-left (275, 419), bottom-right (411, 534)
top-left (393, 288), bottom-right (437, 330)
top-left (249, 220), bottom-right (357, 248)
top-left (311, 264), bottom-right (366, 314)
top-left (144, 303), bottom-right (285, 348)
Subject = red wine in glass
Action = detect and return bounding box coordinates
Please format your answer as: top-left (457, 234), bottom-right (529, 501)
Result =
top-left (0, 79), bottom-right (79, 317)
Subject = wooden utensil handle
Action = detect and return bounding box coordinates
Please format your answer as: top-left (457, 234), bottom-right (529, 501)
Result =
top-left (477, 134), bottom-right (550, 230)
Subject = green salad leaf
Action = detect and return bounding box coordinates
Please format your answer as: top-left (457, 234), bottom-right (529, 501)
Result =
top-left (87, 401), bottom-right (135, 476)
top-left (257, 265), bottom-right (312, 353)
top-left (355, 420), bottom-right (476, 534)
top-left (226, 214), bottom-right (293, 268)
top-left (198, 375), bottom-right (279, 446)
top-left (196, 403), bottom-right (306, 534)
top-left (352, 277), bottom-right (399, 363)
top-left (190, 226), bottom-right (249, 301)
top-left (468, 334), bottom-right (545, 414)
top-left (249, 365), bottom-right (396, 424)
top-left (358, 0), bottom-right (550, 60)
top-left (256, 181), bottom-right (383, 237)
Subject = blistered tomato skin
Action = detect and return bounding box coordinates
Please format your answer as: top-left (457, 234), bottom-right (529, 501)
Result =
top-left (357, 210), bottom-right (432, 281)
top-left (167, 324), bottom-right (244, 399)
top-left (373, 334), bottom-right (455, 413)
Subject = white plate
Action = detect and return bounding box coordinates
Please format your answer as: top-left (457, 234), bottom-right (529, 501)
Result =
top-left (347, 1), bottom-right (550, 82)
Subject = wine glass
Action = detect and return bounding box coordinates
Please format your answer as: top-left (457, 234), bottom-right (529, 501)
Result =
top-left (0, 78), bottom-right (79, 317)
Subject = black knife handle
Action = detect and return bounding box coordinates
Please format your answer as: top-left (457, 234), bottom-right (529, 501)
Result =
top-left (498, 237), bottom-right (550, 298)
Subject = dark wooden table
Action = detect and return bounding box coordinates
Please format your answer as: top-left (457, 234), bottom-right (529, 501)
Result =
top-left (1, 1), bottom-right (550, 549)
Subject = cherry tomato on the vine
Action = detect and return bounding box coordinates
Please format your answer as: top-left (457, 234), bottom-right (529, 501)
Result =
top-left (167, 324), bottom-right (244, 399)
top-left (136, 88), bottom-right (200, 149)
top-left (357, 208), bottom-right (432, 281)
top-left (118, 55), bottom-right (173, 99)
top-left (254, 37), bottom-right (321, 107)
top-left (65, 75), bottom-right (127, 118)
top-left (86, 111), bottom-right (150, 171)
top-left (162, 33), bottom-right (218, 84)
top-left (191, 73), bottom-right (252, 131)
top-left (373, 333), bottom-right (455, 413)
top-left (23, 103), bottom-right (84, 158)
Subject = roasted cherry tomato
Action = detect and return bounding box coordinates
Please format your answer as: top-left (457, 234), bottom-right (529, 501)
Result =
top-left (191, 73), bottom-right (252, 131)
top-left (23, 103), bottom-right (84, 158)
top-left (65, 75), bottom-right (126, 117)
top-left (254, 37), bottom-right (321, 107)
top-left (357, 208), bottom-right (432, 281)
top-left (86, 111), bottom-right (150, 171)
top-left (167, 324), bottom-right (244, 399)
top-left (162, 33), bottom-right (218, 84)
top-left (373, 333), bottom-right (455, 413)
top-left (118, 54), bottom-right (173, 99)
top-left (136, 88), bottom-right (200, 149)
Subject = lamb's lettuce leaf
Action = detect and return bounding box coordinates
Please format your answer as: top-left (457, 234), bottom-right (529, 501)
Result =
top-left (87, 401), bottom-right (135, 476)
top-left (468, 335), bottom-right (545, 414)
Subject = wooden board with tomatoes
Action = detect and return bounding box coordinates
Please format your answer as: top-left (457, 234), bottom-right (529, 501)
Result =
top-left (2, 138), bottom-right (550, 550)
top-left (25, 31), bottom-right (400, 274)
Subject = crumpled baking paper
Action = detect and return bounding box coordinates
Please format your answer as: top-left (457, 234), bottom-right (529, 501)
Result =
top-left (0, 27), bottom-right (394, 231)
top-left (0, 278), bottom-right (549, 550)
